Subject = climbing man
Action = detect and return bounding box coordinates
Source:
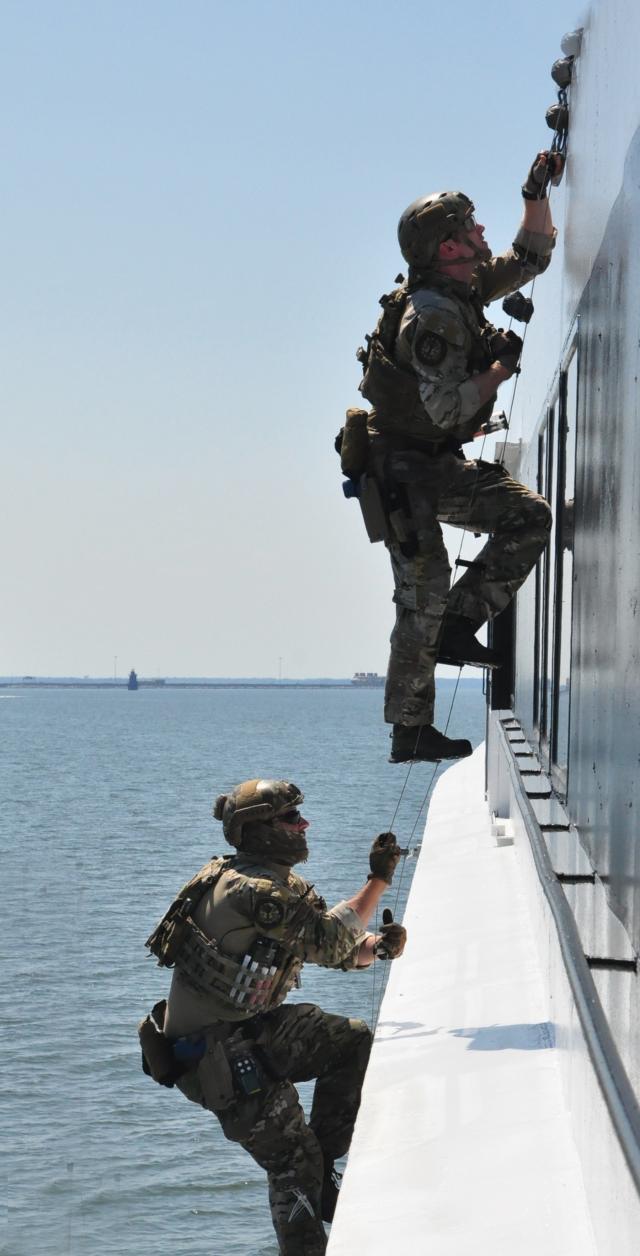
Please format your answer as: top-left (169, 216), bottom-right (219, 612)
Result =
top-left (139, 778), bottom-right (406, 1255)
top-left (349, 151), bottom-right (562, 763)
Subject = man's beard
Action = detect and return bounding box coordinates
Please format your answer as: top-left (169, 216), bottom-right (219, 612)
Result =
top-left (475, 240), bottom-right (493, 261)
top-left (239, 821), bottom-right (309, 867)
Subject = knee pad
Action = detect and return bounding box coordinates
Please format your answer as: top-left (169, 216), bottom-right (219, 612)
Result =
top-left (349, 1017), bottom-right (373, 1054)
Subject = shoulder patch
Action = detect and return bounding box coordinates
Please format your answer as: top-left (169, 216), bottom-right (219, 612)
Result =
top-left (254, 895), bottom-right (285, 929)
top-left (409, 297), bottom-right (468, 349)
top-left (414, 330), bottom-right (447, 367)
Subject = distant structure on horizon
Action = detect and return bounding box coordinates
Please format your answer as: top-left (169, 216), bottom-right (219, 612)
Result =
top-left (127, 669), bottom-right (138, 691)
top-left (351, 672), bottom-right (385, 687)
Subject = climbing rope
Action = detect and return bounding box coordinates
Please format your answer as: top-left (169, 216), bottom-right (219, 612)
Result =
top-left (370, 61), bottom-right (571, 1031)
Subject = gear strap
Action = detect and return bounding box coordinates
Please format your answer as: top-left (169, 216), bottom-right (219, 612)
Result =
top-left (145, 857), bottom-right (229, 967)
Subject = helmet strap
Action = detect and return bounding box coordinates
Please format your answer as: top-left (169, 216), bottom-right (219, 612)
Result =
top-left (437, 230), bottom-right (491, 268)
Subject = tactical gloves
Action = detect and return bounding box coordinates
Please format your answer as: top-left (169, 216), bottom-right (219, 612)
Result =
top-left (374, 908), bottom-right (407, 960)
top-left (488, 328), bottom-right (523, 375)
top-left (522, 150), bottom-right (565, 200)
top-left (368, 832), bottom-right (402, 884)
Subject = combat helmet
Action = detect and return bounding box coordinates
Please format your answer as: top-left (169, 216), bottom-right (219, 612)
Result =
top-left (213, 779), bottom-right (305, 847)
top-left (397, 191), bottom-right (476, 269)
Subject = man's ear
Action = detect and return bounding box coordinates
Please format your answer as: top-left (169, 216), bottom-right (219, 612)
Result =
top-left (438, 237), bottom-right (458, 261)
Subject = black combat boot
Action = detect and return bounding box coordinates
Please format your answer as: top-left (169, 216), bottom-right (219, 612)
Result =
top-left (321, 1154), bottom-right (342, 1223)
top-left (389, 724), bottom-right (472, 763)
top-left (437, 613), bottom-right (502, 669)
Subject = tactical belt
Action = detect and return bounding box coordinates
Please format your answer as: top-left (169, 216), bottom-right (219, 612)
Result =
top-left (139, 1001), bottom-right (266, 1110)
top-left (374, 432), bottom-right (464, 459)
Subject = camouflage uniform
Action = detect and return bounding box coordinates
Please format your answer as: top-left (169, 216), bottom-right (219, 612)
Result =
top-left (363, 226), bottom-right (554, 727)
top-left (161, 853), bottom-right (373, 1255)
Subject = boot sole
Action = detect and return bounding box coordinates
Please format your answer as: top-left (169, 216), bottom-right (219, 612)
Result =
top-left (389, 745), bottom-right (472, 764)
top-left (390, 752), bottom-right (442, 763)
top-left (437, 652), bottom-right (502, 670)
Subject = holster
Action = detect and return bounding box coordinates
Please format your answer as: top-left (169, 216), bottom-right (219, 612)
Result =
top-left (358, 473), bottom-right (392, 544)
top-left (350, 463), bottom-right (414, 551)
top-left (138, 999), bottom-right (186, 1088)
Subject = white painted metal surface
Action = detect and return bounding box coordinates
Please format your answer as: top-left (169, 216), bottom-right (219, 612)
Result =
top-left (487, 716), bottom-right (640, 1256)
top-left (328, 746), bottom-right (596, 1255)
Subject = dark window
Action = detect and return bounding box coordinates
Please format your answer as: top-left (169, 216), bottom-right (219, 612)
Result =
top-left (530, 334), bottom-right (579, 789)
top-left (533, 427), bottom-right (547, 728)
top-left (551, 345), bottom-right (579, 788)
top-left (535, 405), bottom-right (556, 764)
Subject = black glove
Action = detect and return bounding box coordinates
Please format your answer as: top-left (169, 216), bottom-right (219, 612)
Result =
top-left (368, 832), bottom-right (402, 884)
top-left (374, 908), bottom-right (407, 959)
top-left (522, 150), bottom-right (566, 200)
top-left (488, 328), bottom-right (523, 374)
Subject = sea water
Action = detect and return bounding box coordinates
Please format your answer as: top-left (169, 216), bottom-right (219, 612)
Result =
top-left (3, 683), bottom-right (485, 1256)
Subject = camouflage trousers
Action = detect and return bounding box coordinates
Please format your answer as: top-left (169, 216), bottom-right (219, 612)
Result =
top-left (382, 450), bottom-right (552, 726)
top-left (177, 1002), bottom-right (371, 1255)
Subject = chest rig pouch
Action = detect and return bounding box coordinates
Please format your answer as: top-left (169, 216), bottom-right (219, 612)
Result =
top-left (147, 860), bottom-right (307, 1016)
top-left (176, 923), bottom-right (301, 1014)
top-left (357, 281), bottom-right (421, 416)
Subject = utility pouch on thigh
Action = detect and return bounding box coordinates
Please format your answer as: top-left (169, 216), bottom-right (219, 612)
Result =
top-left (385, 451), bottom-right (440, 556)
top-left (197, 1035), bottom-right (236, 1112)
top-left (388, 503), bottom-right (413, 547)
top-left (138, 999), bottom-right (184, 1088)
top-left (385, 483), bottom-right (418, 555)
top-left (226, 1039), bottom-right (264, 1099)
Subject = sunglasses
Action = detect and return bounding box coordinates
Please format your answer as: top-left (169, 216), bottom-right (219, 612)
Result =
top-left (443, 212), bottom-right (477, 243)
top-left (279, 808), bottom-right (304, 825)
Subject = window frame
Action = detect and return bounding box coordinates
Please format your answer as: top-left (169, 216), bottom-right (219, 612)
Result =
top-left (534, 401), bottom-right (556, 763)
top-left (549, 334), bottom-right (579, 796)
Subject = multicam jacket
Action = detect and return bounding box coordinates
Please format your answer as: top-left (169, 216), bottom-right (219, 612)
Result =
top-left (162, 854), bottom-right (368, 1036)
top-left (362, 224), bottom-right (555, 448)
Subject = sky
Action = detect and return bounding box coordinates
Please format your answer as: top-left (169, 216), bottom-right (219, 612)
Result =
top-left (4, 0), bottom-right (585, 678)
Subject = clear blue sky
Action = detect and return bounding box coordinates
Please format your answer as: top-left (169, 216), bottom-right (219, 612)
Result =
top-left (4, 0), bottom-right (585, 677)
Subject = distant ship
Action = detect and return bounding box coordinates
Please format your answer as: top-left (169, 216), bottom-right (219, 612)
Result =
top-left (127, 669), bottom-right (138, 691)
top-left (351, 672), bottom-right (385, 687)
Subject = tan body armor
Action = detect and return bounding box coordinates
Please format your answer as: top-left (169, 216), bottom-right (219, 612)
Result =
top-left (146, 854), bottom-right (367, 1033)
top-left (357, 224), bottom-right (555, 452)
top-left (358, 276), bottom-right (496, 448)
